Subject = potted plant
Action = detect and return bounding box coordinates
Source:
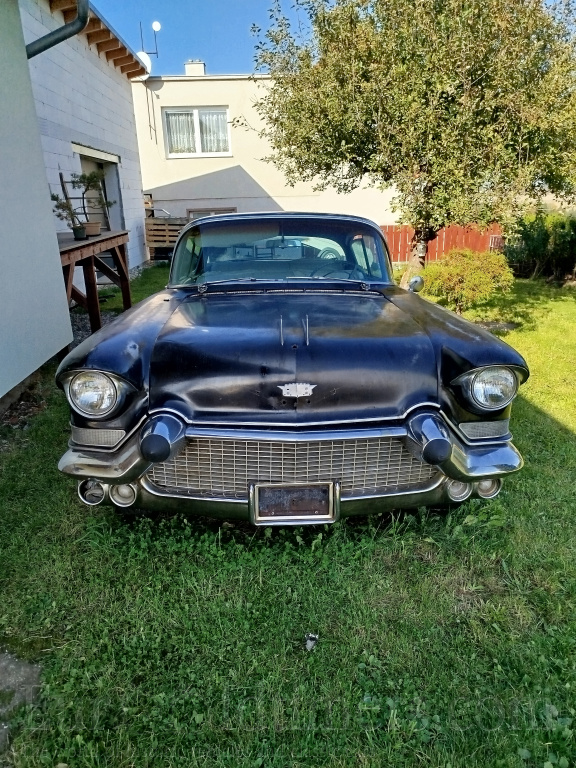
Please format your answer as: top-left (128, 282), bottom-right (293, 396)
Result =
top-left (70, 170), bottom-right (116, 236)
top-left (51, 192), bottom-right (86, 240)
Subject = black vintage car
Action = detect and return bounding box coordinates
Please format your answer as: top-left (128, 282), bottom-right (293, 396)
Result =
top-left (57, 212), bottom-right (529, 525)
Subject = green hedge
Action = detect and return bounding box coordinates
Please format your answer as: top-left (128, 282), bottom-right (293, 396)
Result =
top-left (507, 211), bottom-right (576, 279)
top-left (421, 248), bottom-right (514, 314)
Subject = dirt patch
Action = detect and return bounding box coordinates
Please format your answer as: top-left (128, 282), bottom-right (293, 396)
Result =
top-left (0, 377), bottom-right (48, 452)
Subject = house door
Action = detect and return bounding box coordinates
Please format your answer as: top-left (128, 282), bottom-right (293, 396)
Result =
top-left (79, 156), bottom-right (123, 230)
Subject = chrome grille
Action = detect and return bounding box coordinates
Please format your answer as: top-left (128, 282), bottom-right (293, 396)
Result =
top-left (71, 426), bottom-right (126, 447)
top-left (146, 437), bottom-right (438, 500)
top-left (459, 420), bottom-right (509, 439)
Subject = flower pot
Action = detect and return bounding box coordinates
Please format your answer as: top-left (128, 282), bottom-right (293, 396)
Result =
top-left (72, 225), bottom-right (87, 240)
top-left (84, 221), bottom-right (102, 237)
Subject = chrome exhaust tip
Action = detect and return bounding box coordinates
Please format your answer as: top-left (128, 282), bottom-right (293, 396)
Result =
top-left (78, 478), bottom-right (107, 506)
top-left (476, 478), bottom-right (503, 499)
top-left (446, 479), bottom-right (473, 502)
top-left (109, 483), bottom-right (137, 508)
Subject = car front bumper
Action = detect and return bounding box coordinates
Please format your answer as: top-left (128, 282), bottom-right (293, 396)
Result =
top-left (60, 410), bottom-right (523, 523)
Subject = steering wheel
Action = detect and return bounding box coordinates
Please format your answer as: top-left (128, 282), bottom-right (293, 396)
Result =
top-left (317, 247), bottom-right (343, 259)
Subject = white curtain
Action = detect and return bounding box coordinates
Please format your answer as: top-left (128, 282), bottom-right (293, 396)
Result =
top-left (199, 110), bottom-right (229, 153)
top-left (166, 112), bottom-right (196, 154)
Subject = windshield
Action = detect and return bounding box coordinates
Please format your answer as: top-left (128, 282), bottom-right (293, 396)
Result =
top-left (169, 217), bottom-right (393, 287)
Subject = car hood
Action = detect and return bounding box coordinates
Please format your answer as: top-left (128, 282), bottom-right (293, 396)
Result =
top-left (148, 289), bottom-right (439, 424)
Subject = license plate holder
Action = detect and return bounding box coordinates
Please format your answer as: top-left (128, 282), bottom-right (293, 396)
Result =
top-left (250, 482), bottom-right (339, 526)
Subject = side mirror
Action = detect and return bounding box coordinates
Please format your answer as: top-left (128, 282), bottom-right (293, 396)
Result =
top-left (408, 275), bottom-right (424, 293)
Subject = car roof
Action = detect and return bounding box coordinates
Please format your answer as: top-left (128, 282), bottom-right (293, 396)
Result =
top-left (181, 211), bottom-right (384, 234)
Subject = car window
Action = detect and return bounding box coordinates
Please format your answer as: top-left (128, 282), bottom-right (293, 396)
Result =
top-left (351, 234), bottom-right (383, 278)
top-left (170, 218), bottom-right (392, 286)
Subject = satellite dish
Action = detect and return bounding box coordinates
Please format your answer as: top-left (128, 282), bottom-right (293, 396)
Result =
top-left (133, 50), bottom-right (152, 81)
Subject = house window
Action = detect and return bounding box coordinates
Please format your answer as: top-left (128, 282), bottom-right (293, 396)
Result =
top-left (164, 108), bottom-right (230, 157)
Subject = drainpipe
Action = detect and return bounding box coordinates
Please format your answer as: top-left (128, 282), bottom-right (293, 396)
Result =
top-left (26, 0), bottom-right (90, 59)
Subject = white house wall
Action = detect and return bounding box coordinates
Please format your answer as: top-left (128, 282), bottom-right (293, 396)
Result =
top-left (132, 74), bottom-right (397, 225)
top-left (19, 0), bottom-right (146, 269)
top-left (0, 0), bottom-right (72, 399)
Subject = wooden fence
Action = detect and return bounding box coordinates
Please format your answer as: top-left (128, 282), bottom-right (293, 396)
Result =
top-left (145, 217), bottom-right (188, 259)
top-left (381, 223), bottom-right (503, 263)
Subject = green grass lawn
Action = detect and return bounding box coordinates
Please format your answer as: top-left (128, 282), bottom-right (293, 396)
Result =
top-left (1, 277), bottom-right (576, 767)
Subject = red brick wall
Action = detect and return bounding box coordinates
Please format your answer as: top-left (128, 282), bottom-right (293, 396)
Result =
top-left (381, 223), bottom-right (503, 263)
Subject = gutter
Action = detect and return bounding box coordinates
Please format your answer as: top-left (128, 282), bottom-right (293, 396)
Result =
top-left (26, 0), bottom-right (89, 59)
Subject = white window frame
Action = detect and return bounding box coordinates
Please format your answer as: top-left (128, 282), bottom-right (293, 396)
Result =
top-left (163, 107), bottom-right (232, 159)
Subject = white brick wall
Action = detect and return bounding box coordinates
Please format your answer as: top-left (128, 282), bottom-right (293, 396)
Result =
top-left (19, 0), bottom-right (146, 269)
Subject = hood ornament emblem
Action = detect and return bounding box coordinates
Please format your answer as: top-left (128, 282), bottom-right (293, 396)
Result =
top-left (278, 383), bottom-right (316, 398)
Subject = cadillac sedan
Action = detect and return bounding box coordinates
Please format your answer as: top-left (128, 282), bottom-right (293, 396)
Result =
top-left (57, 212), bottom-right (529, 525)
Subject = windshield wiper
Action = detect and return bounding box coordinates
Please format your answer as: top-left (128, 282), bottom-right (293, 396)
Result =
top-left (176, 276), bottom-right (376, 290)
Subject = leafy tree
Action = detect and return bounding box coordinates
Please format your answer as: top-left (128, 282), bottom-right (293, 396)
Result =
top-left (254, 0), bottom-right (576, 279)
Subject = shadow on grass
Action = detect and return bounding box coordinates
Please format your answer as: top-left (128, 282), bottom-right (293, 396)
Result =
top-left (464, 278), bottom-right (576, 332)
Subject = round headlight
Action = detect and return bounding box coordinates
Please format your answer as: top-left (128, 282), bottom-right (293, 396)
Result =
top-left (471, 367), bottom-right (518, 410)
top-left (68, 372), bottom-right (118, 417)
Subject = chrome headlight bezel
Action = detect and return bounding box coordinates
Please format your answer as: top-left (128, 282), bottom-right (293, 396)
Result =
top-left (59, 370), bottom-right (134, 420)
top-left (452, 366), bottom-right (520, 412)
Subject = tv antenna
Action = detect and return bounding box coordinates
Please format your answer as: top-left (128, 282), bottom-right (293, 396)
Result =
top-left (139, 20), bottom-right (161, 57)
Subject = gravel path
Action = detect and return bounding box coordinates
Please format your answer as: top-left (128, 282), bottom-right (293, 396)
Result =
top-left (69, 309), bottom-right (118, 348)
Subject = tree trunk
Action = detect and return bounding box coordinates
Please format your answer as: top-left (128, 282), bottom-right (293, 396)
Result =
top-left (399, 229), bottom-right (430, 288)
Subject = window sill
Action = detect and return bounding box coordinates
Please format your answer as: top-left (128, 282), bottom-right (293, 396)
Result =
top-left (166, 152), bottom-right (233, 159)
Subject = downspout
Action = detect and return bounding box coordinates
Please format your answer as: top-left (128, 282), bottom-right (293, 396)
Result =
top-left (26, 0), bottom-right (90, 59)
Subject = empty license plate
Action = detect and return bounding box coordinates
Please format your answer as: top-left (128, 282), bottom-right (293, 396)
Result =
top-left (252, 483), bottom-right (335, 525)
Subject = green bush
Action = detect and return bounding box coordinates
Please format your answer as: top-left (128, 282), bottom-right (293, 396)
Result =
top-left (508, 210), bottom-right (576, 279)
top-left (421, 248), bottom-right (514, 314)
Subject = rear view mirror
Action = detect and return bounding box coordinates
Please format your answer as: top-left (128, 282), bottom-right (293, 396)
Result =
top-left (408, 275), bottom-right (424, 293)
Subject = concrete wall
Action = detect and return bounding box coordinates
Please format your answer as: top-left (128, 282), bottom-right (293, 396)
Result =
top-left (19, 0), bottom-right (147, 269)
top-left (132, 73), bottom-right (397, 226)
top-left (0, 0), bottom-right (72, 399)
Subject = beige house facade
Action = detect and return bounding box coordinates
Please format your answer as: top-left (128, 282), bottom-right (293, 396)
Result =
top-left (132, 61), bottom-right (397, 225)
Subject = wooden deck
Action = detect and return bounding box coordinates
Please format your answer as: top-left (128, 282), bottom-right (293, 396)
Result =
top-left (58, 230), bottom-right (131, 334)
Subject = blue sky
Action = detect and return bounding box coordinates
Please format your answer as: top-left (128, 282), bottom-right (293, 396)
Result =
top-left (93, 0), bottom-right (300, 77)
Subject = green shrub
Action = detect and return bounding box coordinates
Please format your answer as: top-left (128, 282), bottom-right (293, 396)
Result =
top-left (421, 248), bottom-right (514, 314)
top-left (508, 210), bottom-right (576, 279)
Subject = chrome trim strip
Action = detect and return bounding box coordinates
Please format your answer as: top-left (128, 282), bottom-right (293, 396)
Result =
top-left (140, 475), bottom-right (245, 503)
top-left (136, 482), bottom-right (449, 521)
top-left (148, 402), bottom-right (441, 427)
top-left (183, 426), bottom-right (407, 441)
top-left (139, 472), bottom-right (444, 504)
